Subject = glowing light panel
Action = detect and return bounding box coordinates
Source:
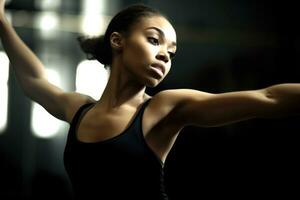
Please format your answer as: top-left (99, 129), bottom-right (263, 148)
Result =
top-left (34, 12), bottom-right (60, 39)
top-left (31, 69), bottom-right (65, 138)
top-left (35, 0), bottom-right (61, 10)
top-left (76, 60), bottom-right (109, 100)
top-left (0, 52), bottom-right (9, 133)
top-left (80, 0), bottom-right (108, 36)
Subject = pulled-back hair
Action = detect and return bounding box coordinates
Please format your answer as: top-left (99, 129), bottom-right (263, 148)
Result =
top-left (78, 4), bottom-right (164, 67)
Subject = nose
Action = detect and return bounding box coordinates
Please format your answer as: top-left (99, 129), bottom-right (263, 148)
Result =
top-left (156, 51), bottom-right (169, 63)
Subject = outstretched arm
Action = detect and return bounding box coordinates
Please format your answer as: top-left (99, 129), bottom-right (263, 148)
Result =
top-left (0, 0), bottom-right (93, 122)
top-left (155, 83), bottom-right (300, 128)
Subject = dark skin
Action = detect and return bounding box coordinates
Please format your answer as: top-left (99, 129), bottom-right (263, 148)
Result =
top-left (1, 0), bottom-right (300, 163)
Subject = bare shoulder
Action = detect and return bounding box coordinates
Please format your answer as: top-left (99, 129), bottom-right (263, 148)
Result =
top-left (151, 89), bottom-right (213, 107)
top-left (146, 89), bottom-right (212, 122)
top-left (60, 92), bottom-right (96, 123)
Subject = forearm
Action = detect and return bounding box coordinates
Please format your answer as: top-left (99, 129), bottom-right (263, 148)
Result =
top-left (0, 16), bottom-right (47, 84)
top-left (265, 83), bottom-right (300, 116)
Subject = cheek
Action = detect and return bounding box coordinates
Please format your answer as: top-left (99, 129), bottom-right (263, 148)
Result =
top-left (123, 42), bottom-right (154, 67)
top-left (165, 64), bottom-right (172, 75)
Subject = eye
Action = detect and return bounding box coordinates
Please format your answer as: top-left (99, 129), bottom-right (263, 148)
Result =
top-left (168, 52), bottom-right (176, 59)
top-left (148, 37), bottom-right (160, 46)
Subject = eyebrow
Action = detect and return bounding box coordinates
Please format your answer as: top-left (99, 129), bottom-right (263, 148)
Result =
top-left (145, 27), bottom-right (177, 47)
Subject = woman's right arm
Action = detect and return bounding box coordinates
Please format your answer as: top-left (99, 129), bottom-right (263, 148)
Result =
top-left (0, 0), bottom-right (94, 123)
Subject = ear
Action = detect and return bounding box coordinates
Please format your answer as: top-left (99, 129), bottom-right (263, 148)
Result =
top-left (110, 32), bottom-right (123, 50)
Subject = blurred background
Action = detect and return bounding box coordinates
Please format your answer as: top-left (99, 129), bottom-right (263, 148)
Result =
top-left (0, 0), bottom-right (299, 199)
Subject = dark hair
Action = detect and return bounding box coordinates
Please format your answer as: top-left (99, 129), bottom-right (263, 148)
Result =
top-left (78, 4), bottom-right (164, 67)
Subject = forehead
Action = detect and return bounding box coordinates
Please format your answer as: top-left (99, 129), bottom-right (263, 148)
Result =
top-left (132, 16), bottom-right (177, 42)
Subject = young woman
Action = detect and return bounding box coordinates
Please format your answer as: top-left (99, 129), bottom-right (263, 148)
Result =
top-left (1, 1), bottom-right (299, 199)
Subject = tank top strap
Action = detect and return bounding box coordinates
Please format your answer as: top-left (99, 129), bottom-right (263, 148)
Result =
top-left (140, 98), bottom-right (152, 112)
top-left (134, 98), bottom-right (152, 121)
top-left (69, 102), bottom-right (95, 133)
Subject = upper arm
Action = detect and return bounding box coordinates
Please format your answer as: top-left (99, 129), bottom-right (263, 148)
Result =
top-left (26, 78), bottom-right (95, 123)
top-left (156, 89), bottom-right (276, 128)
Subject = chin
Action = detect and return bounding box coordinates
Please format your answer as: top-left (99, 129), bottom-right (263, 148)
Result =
top-left (144, 78), bottom-right (161, 88)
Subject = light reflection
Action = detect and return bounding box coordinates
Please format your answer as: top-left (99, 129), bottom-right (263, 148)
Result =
top-left (31, 69), bottom-right (65, 138)
top-left (76, 60), bottom-right (109, 100)
top-left (35, 0), bottom-right (61, 11)
top-left (80, 0), bottom-right (108, 36)
top-left (0, 52), bottom-right (9, 133)
top-left (34, 12), bottom-right (60, 39)
top-left (81, 15), bottom-right (106, 36)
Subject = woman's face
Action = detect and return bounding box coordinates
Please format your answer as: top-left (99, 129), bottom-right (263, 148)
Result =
top-left (120, 16), bottom-right (177, 87)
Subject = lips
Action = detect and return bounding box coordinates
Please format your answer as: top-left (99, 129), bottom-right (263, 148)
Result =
top-left (150, 63), bottom-right (165, 77)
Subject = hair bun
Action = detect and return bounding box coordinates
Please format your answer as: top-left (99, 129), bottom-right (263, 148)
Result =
top-left (77, 35), bottom-right (110, 65)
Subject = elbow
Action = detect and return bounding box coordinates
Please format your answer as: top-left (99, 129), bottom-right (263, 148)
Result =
top-left (262, 87), bottom-right (300, 117)
top-left (263, 88), bottom-right (277, 103)
top-left (260, 88), bottom-right (279, 109)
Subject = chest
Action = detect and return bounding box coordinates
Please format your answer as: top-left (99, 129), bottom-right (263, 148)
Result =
top-left (76, 108), bottom-right (137, 142)
top-left (75, 104), bottom-right (181, 163)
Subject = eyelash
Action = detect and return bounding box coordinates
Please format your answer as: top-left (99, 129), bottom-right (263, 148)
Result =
top-left (148, 37), bottom-right (176, 59)
top-left (148, 37), bottom-right (160, 45)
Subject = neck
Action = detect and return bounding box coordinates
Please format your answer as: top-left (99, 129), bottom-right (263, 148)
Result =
top-left (98, 60), bottom-right (149, 109)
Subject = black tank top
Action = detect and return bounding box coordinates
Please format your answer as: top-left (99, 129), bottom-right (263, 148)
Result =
top-left (63, 99), bottom-right (169, 200)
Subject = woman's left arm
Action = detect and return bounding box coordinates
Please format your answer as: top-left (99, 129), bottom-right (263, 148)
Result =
top-left (158, 83), bottom-right (300, 128)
